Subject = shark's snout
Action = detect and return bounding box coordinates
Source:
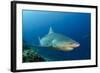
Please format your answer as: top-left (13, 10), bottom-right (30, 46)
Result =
top-left (72, 43), bottom-right (80, 48)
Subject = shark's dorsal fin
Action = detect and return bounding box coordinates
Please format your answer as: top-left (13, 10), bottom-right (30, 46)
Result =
top-left (48, 27), bottom-right (54, 34)
top-left (38, 37), bottom-right (41, 45)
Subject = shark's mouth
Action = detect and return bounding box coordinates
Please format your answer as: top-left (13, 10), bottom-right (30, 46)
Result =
top-left (53, 43), bottom-right (80, 51)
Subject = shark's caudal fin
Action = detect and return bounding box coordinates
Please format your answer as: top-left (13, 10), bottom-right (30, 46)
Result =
top-left (48, 27), bottom-right (54, 34)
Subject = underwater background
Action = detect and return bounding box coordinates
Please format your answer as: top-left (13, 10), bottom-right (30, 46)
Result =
top-left (22, 10), bottom-right (91, 62)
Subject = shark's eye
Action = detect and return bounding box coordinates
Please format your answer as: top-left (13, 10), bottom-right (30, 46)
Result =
top-left (69, 42), bottom-right (73, 44)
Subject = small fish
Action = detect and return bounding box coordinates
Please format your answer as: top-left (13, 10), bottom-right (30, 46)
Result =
top-left (39, 27), bottom-right (80, 51)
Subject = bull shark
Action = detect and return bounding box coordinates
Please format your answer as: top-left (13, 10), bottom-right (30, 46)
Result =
top-left (39, 27), bottom-right (80, 51)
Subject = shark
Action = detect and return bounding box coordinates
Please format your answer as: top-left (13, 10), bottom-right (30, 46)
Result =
top-left (39, 27), bottom-right (80, 51)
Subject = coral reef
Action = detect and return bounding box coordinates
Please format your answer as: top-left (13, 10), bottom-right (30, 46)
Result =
top-left (23, 48), bottom-right (45, 62)
top-left (22, 41), bottom-right (45, 62)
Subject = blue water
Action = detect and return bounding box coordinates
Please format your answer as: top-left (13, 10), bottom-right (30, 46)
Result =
top-left (22, 10), bottom-right (91, 61)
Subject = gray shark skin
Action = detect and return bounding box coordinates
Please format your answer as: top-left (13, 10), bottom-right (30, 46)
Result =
top-left (39, 27), bottom-right (80, 51)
